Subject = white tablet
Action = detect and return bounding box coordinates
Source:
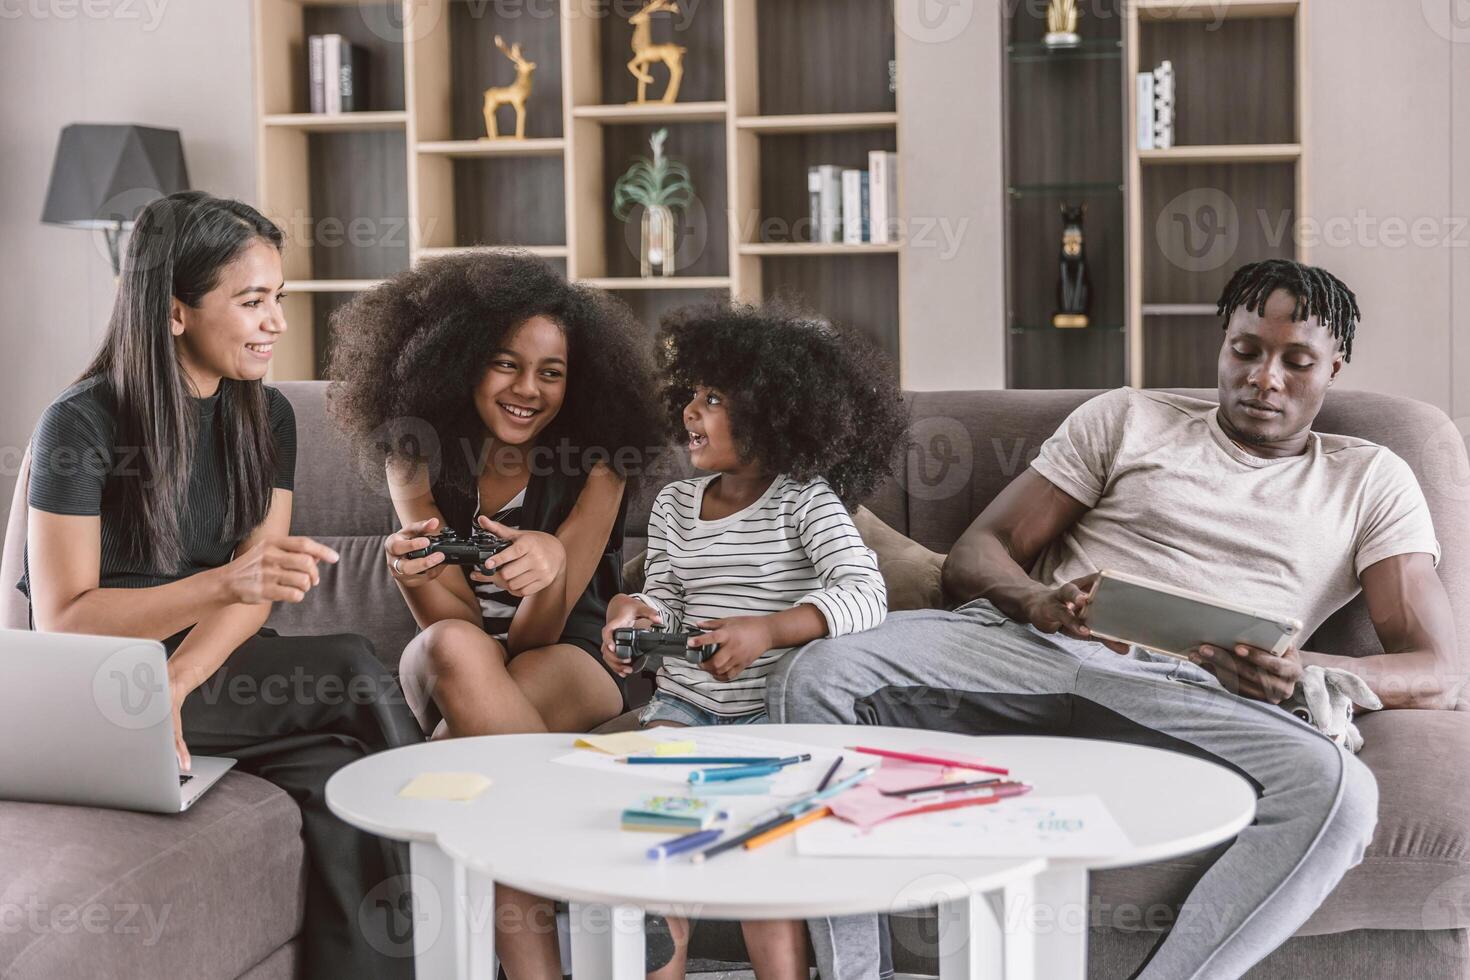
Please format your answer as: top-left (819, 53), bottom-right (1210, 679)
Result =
top-left (1084, 569), bottom-right (1303, 660)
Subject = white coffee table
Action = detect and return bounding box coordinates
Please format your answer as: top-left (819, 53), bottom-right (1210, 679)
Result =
top-left (326, 725), bottom-right (1254, 980)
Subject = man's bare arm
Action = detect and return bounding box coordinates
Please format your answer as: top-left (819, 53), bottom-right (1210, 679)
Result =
top-left (941, 469), bottom-right (1097, 635)
top-left (1301, 553), bottom-right (1461, 710)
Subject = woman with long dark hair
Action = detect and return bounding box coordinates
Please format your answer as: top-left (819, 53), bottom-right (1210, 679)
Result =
top-left (330, 251), bottom-right (662, 977)
top-left (21, 191), bottom-right (418, 979)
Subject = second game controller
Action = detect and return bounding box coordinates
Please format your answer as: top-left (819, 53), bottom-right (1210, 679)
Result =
top-left (612, 627), bottom-right (720, 671)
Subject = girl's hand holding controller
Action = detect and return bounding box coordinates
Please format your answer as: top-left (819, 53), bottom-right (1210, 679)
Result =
top-left (691, 617), bottom-right (774, 682)
top-left (467, 516), bottom-right (566, 598)
top-left (384, 517), bottom-right (448, 587)
top-left (601, 594), bottom-right (663, 677)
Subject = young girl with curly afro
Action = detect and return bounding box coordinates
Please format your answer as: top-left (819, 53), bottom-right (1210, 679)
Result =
top-left (599, 302), bottom-right (909, 978)
top-left (329, 250), bottom-right (661, 978)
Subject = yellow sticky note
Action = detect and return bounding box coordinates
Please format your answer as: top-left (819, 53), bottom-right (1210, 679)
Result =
top-left (653, 740), bottom-right (697, 757)
top-left (574, 732), bottom-right (659, 755)
top-left (398, 772), bottom-right (492, 801)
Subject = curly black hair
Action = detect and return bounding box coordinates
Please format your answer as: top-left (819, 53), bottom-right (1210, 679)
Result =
top-left (328, 251), bottom-right (661, 494)
top-left (656, 302), bottom-right (908, 505)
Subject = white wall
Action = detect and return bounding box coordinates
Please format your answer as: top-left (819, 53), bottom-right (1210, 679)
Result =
top-left (896, 0), bottom-right (1008, 391)
top-left (0, 0), bottom-right (256, 527)
top-left (1307, 0), bottom-right (1463, 418)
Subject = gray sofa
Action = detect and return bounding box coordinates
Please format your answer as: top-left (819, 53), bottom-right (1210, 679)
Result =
top-left (2, 381), bottom-right (1468, 979)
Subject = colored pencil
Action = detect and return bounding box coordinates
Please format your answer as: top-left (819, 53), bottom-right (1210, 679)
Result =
top-left (880, 777), bottom-right (1003, 798)
top-left (692, 766), bottom-right (876, 863)
top-left (847, 745), bottom-right (1009, 776)
top-left (902, 783), bottom-right (1032, 817)
top-left (646, 828), bottom-right (723, 861)
top-left (621, 756), bottom-right (787, 766)
top-left (816, 755), bottom-right (843, 792)
top-left (689, 763), bottom-right (781, 784)
top-left (744, 806), bottom-right (832, 850)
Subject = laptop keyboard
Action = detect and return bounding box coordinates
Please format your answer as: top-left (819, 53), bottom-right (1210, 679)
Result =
top-left (179, 774), bottom-right (193, 785)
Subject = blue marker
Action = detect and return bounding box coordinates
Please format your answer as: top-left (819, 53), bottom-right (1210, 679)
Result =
top-left (689, 763), bottom-right (782, 784)
top-left (646, 828), bottom-right (723, 861)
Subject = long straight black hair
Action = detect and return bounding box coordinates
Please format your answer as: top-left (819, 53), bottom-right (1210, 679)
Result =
top-left (82, 191), bottom-right (283, 571)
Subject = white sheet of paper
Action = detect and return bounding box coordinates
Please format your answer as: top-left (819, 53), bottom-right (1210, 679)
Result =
top-left (552, 727), bottom-right (844, 798)
top-left (795, 794), bottom-right (1133, 858)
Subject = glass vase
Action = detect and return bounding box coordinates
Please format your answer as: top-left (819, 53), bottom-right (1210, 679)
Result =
top-left (640, 204), bottom-right (676, 277)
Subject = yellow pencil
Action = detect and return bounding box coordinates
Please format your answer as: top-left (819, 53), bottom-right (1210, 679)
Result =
top-left (744, 806), bottom-right (832, 851)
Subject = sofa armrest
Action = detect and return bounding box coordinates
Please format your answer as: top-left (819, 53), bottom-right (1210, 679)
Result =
top-left (1300, 708), bottom-right (1470, 934)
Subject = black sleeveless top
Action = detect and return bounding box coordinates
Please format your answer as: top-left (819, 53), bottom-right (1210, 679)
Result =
top-left (434, 464), bottom-right (628, 649)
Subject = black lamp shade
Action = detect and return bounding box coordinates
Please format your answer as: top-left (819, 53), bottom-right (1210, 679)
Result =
top-left (41, 124), bottom-right (190, 230)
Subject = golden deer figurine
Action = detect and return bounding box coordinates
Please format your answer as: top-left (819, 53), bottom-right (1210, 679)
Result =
top-left (627, 0), bottom-right (686, 105)
top-left (482, 36), bottom-right (535, 140)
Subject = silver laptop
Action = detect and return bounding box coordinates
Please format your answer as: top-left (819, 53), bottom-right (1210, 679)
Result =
top-left (0, 629), bottom-right (234, 813)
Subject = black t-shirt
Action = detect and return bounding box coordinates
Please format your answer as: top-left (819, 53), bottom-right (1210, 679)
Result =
top-left (19, 377), bottom-right (297, 597)
top-left (435, 462), bottom-right (628, 647)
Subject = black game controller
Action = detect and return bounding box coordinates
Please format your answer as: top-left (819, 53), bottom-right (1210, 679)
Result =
top-left (404, 528), bottom-right (512, 567)
top-left (612, 627), bottom-right (720, 671)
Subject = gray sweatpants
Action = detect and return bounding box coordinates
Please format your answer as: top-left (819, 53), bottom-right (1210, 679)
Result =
top-left (769, 600), bottom-right (1378, 980)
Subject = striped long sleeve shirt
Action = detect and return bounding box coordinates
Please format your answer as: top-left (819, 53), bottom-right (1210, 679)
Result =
top-left (633, 474), bottom-right (887, 718)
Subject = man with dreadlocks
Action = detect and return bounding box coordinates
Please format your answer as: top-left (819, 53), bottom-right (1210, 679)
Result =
top-left (769, 259), bottom-right (1456, 979)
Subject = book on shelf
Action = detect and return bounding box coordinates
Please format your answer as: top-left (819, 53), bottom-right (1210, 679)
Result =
top-left (309, 35), bottom-right (325, 114)
top-left (1152, 60), bottom-right (1175, 150)
top-left (1137, 60), bottom-right (1175, 150)
top-left (842, 170), bottom-right (869, 245)
top-left (313, 34), bottom-right (361, 114)
top-left (812, 165), bottom-right (844, 244)
top-left (869, 150), bottom-right (898, 244)
top-left (1135, 71), bottom-right (1155, 151)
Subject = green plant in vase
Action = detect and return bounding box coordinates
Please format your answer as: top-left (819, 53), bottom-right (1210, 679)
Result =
top-left (613, 128), bottom-right (695, 277)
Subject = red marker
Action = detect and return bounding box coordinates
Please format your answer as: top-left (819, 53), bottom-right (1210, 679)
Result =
top-left (847, 745), bottom-right (1010, 776)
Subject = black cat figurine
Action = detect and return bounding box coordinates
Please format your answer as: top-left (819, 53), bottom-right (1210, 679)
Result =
top-left (1054, 203), bottom-right (1091, 329)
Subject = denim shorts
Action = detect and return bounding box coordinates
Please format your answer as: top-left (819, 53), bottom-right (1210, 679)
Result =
top-left (638, 691), bottom-right (768, 727)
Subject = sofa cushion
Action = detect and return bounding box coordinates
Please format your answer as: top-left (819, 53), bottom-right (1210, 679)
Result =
top-left (0, 773), bottom-right (304, 980)
top-left (852, 506), bottom-right (945, 611)
top-left (1089, 708), bottom-right (1470, 936)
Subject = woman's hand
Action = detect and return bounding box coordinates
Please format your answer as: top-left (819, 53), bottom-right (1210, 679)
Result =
top-left (222, 535), bottom-right (340, 605)
top-left (468, 517), bottom-right (565, 598)
top-left (385, 517), bottom-right (449, 588)
top-left (168, 675), bottom-right (191, 773)
top-left (692, 617), bottom-right (775, 683)
top-left (601, 594), bottom-right (663, 677)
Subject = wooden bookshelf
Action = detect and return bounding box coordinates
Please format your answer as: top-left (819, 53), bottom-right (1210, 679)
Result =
top-left (1126, 0), bottom-right (1308, 387)
top-left (253, 0), bottom-right (908, 380)
top-left (1002, 0), bottom-right (1307, 389)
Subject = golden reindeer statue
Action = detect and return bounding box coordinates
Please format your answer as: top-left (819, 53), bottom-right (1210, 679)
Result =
top-left (482, 36), bottom-right (535, 140)
top-left (627, 0), bottom-right (686, 105)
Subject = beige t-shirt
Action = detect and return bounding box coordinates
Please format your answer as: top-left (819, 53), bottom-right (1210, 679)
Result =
top-left (1030, 388), bottom-right (1440, 639)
